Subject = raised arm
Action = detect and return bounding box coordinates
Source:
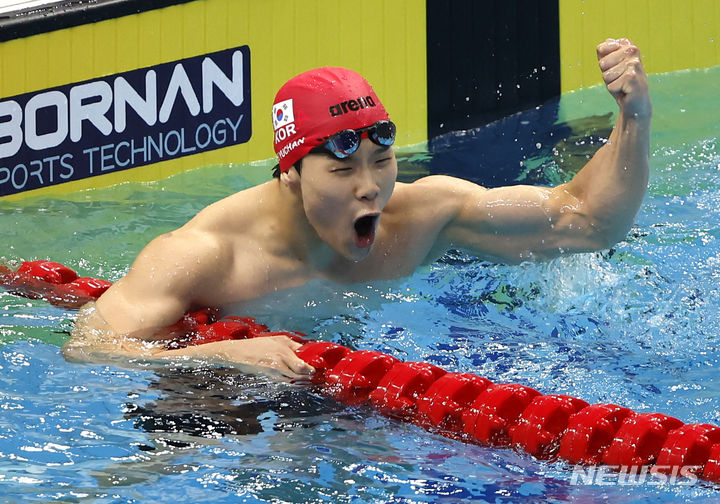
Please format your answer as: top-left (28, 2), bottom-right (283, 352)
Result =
top-left (434, 38), bottom-right (651, 263)
top-left (563, 38), bottom-right (651, 243)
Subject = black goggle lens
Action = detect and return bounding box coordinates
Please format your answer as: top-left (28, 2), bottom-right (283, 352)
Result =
top-left (324, 120), bottom-right (396, 159)
top-left (369, 120), bottom-right (396, 146)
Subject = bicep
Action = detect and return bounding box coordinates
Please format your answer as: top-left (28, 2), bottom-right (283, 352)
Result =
top-left (440, 182), bottom-right (598, 262)
top-left (95, 233), bottom-right (215, 336)
top-left (95, 275), bottom-right (188, 336)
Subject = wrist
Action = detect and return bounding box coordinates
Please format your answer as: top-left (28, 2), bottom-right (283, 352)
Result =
top-left (618, 107), bottom-right (652, 131)
top-left (619, 99), bottom-right (652, 124)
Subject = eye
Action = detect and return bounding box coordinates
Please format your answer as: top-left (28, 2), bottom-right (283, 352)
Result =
top-left (330, 166), bottom-right (353, 174)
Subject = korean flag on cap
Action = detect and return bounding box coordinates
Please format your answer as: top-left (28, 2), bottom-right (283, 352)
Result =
top-left (272, 99), bottom-right (295, 131)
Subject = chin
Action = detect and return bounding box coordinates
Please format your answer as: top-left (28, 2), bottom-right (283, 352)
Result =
top-left (345, 244), bottom-right (373, 263)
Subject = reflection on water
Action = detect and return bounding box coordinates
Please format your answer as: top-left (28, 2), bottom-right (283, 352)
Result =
top-left (125, 365), bottom-right (346, 440)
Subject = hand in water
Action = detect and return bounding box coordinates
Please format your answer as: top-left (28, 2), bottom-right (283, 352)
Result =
top-left (597, 38), bottom-right (652, 120)
top-left (214, 335), bottom-right (316, 377)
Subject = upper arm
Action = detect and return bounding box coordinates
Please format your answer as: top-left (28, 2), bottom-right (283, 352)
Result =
top-left (94, 229), bottom-right (227, 336)
top-left (429, 176), bottom-right (605, 262)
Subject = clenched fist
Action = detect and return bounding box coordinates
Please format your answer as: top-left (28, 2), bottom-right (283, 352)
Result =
top-left (597, 38), bottom-right (652, 121)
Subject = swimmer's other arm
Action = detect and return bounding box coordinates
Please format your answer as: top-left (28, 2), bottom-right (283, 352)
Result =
top-left (64, 303), bottom-right (312, 376)
top-left (425, 38), bottom-right (651, 262)
top-left (63, 231), bottom-right (313, 376)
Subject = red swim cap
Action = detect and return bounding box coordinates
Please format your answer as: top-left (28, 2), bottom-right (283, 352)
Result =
top-left (272, 67), bottom-right (390, 172)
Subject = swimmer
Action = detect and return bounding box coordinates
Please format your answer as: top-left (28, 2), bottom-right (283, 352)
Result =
top-left (65, 38), bottom-right (651, 376)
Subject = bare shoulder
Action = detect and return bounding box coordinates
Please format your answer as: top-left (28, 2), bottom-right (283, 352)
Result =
top-left (155, 181), bottom-right (272, 261)
top-left (127, 189), bottom-right (256, 291)
top-left (186, 181), bottom-right (270, 231)
top-left (395, 175), bottom-right (486, 198)
top-left (389, 175), bottom-right (488, 218)
top-left (126, 225), bottom-right (229, 297)
top-left (116, 182), bottom-right (279, 301)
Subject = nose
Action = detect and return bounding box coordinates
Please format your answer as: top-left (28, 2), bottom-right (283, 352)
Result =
top-left (355, 165), bottom-right (380, 201)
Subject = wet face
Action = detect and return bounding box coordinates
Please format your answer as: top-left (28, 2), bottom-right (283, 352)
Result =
top-left (298, 138), bottom-right (398, 261)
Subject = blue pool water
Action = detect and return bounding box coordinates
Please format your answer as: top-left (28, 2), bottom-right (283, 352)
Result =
top-left (1, 66), bottom-right (720, 503)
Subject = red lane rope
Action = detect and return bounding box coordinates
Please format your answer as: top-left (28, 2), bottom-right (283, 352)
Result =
top-left (3, 260), bottom-right (719, 483)
top-left (0, 260), bottom-right (112, 309)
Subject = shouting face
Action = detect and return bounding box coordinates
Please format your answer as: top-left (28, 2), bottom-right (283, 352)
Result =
top-left (298, 138), bottom-right (398, 262)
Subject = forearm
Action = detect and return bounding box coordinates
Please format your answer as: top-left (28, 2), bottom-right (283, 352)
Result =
top-left (66, 304), bottom-right (231, 364)
top-left (64, 302), bottom-right (313, 375)
top-left (153, 340), bottom-right (240, 361)
top-left (564, 109), bottom-right (650, 246)
top-left (65, 304), bottom-right (212, 363)
top-left (560, 38), bottom-right (653, 247)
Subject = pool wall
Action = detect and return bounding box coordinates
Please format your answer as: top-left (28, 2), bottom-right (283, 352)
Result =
top-left (560, 0), bottom-right (720, 92)
top-left (0, 0), bottom-right (718, 200)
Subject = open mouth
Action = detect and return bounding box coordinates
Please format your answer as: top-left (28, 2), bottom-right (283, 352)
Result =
top-left (354, 215), bottom-right (378, 248)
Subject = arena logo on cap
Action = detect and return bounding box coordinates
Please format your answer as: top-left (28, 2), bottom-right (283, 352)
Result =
top-left (0, 45), bottom-right (251, 197)
top-left (328, 95), bottom-right (376, 117)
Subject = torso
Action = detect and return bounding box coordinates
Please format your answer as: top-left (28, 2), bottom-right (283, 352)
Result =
top-left (192, 178), bottom-right (457, 308)
top-left (95, 176), bottom-right (466, 335)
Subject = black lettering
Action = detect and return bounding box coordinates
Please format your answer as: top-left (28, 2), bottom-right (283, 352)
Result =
top-left (328, 96), bottom-right (377, 116)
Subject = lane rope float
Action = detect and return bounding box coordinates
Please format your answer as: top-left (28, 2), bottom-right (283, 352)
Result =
top-left (2, 259), bottom-right (720, 483)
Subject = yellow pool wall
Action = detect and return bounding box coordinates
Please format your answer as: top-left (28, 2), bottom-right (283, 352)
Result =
top-left (559, 0), bottom-right (720, 92)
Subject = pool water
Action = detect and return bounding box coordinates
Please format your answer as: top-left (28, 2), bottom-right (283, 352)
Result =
top-left (1, 66), bottom-right (720, 503)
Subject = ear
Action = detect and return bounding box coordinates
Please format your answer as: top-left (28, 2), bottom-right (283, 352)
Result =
top-left (280, 166), bottom-right (301, 190)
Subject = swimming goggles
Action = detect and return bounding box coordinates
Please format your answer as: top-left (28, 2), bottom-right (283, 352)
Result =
top-left (320, 120), bottom-right (396, 159)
